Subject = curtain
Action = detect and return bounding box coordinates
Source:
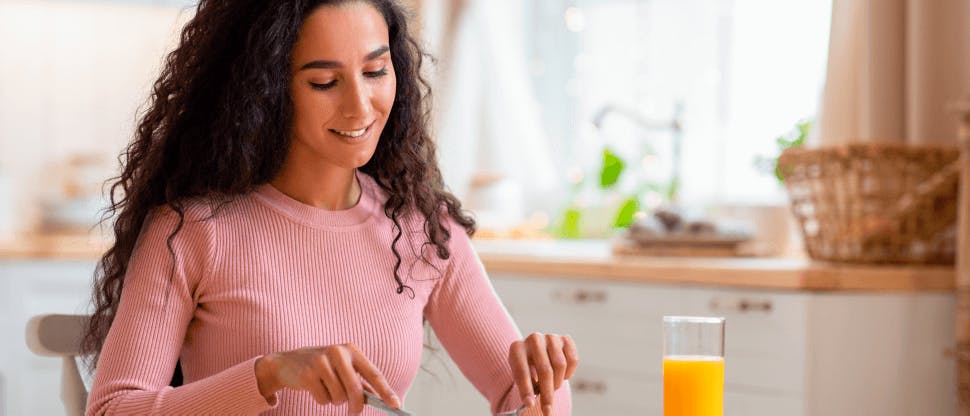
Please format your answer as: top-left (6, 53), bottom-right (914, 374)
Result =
top-left (817, 0), bottom-right (969, 145)
top-left (422, 0), bottom-right (560, 223)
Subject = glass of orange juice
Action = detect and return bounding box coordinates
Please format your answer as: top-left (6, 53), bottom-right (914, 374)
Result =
top-left (663, 316), bottom-right (725, 416)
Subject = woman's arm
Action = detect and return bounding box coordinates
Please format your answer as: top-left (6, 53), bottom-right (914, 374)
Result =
top-left (86, 206), bottom-right (274, 416)
top-left (423, 219), bottom-right (573, 415)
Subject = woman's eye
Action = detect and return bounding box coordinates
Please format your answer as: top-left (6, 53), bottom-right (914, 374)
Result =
top-left (364, 68), bottom-right (388, 78)
top-left (309, 81), bottom-right (336, 90)
top-left (308, 69), bottom-right (386, 90)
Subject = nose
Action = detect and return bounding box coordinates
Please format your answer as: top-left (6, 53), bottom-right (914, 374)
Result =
top-left (339, 76), bottom-right (372, 120)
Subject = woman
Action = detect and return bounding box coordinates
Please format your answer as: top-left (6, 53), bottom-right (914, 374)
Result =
top-left (83, 0), bottom-right (577, 415)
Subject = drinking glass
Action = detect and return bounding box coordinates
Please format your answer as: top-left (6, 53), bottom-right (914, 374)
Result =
top-left (663, 316), bottom-right (725, 416)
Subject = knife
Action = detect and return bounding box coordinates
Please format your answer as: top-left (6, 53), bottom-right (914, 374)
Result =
top-left (364, 390), bottom-right (413, 416)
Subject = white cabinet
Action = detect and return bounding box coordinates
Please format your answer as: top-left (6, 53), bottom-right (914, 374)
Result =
top-left (410, 274), bottom-right (956, 416)
top-left (3, 261), bottom-right (956, 416)
top-left (0, 260), bottom-right (97, 416)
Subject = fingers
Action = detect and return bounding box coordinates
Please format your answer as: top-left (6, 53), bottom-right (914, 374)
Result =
top-left (349, 344), bottom-right (401, 409)
top-left (530, 366), bottom-right (539, 391)
top-left (545, 334), bottom-right (567, 390)
top-left (330, 346), bottom-right (365, 414)
top-left (508, 341), bottom-right (536, 408)
top-left (317, 351), bottom-right (348, 407)
top-left (526, 333), bottom-right (555, 415)
top-left (303, 376), bottom-right (332, 406)
top-left (562, 335), bottom-right (579, 381)
top-left (272, 344), bottom-right (399, 414)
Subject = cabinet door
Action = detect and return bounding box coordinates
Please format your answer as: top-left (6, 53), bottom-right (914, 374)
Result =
top-left (682, 287), bottom-right (809, 395)
top-left (2, 260), bottom-right (97, 416)
top-left (568, 365), bottom-right (660, 415)
top-left (725, 390), bottom-right (804, 416)
top-left (492, 275), bottom-right (689, 378)
top-left (412, 275), bottom-right (684, 414)
top-left (807, 293), bottom-right (956, 416)
top-left (0, 262), bottom-right (14, 416)
top-left (410, 326), bottom-right (491, 415)
top-left (411, 327), bottom-right (662, 416)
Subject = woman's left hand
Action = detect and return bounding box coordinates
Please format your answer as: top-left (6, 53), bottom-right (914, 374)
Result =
top-left (508, 333), bottom-right (579, 415)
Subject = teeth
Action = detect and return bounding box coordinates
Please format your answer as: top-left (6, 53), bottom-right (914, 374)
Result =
top-left (332, 127), bottom-right (367, 138)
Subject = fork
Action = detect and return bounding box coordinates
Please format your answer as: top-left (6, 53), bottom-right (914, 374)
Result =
top-left (496, 404), bottom-right (529, 416)
top-left (497, 380), bottom-right (542, 416)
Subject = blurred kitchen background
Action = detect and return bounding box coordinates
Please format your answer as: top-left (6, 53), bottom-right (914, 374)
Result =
top-left (1, 0), bottom-right (969, 415)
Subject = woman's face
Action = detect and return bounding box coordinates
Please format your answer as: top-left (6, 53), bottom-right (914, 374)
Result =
top-left (288, 2), bottom-right (396, 170)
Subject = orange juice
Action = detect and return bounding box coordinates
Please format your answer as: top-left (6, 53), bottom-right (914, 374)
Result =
top-left (663, 355), bottom-right (724, 416)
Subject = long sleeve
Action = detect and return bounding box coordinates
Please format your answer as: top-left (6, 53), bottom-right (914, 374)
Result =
top-left (84, 173), bottom-right (561, 415)
top-left (423, 219), bottom-right (572, 415)
top-left (86, 206), bottom-right (276, 416)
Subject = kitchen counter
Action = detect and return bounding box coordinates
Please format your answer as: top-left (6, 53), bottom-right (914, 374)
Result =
top-left (0, 232), bottom-right (109, 261)
top-left (0, 234), bottom-right (954, 292)
top-left (474, 239), bottom-right (955, 292)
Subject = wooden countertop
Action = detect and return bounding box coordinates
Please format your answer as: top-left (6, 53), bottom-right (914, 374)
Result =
top-left (0, 233), bottom-right (110, 261)
top-left (0, 234), bottom-right (955, 292)
top-left (473, 240), bottom-right (955, 292)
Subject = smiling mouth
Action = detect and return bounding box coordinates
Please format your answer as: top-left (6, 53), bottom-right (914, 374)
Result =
top-left (329, 123), bottom-right (373, 138)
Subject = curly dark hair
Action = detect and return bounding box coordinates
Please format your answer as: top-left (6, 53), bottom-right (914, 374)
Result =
top-left (82, 0), bottom-right (475, 367)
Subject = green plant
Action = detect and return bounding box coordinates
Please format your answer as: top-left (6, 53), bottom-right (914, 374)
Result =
top-left (553, 147), bottom-right (673, 238)
top-left (754, 118), bottom-right (812, 183)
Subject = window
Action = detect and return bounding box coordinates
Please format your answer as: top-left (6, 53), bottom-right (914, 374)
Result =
top-left (523, 0), bottom-right (832, 207)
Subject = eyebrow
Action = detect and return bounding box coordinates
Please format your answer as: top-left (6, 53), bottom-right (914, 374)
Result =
top-left (299, 45), bottom-right (391, 70)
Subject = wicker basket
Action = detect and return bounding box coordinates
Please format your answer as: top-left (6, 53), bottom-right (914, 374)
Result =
top-left (778, 143), bottom-right (960, 264)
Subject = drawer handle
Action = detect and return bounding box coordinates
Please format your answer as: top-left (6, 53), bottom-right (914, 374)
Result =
top-left (709, 297), bottom-right (772, 313)
top-left (571, 378), bottom-right (607, 394)
top-left (552, 289), bottom-right (608, 304)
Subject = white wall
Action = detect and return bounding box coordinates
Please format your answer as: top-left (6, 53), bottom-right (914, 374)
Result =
top-left (0, 0), bottom-right (191, 233)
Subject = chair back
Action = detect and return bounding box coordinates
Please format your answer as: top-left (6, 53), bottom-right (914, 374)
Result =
top-left (25, 314), bottom-right (90, 416)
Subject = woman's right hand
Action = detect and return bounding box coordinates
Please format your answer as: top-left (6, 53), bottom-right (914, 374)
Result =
top-left (254, 343), bottom-right (401, 414)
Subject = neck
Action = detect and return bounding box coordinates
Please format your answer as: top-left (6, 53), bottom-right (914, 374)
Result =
top-left (270, 162), bottom-right (361, 211)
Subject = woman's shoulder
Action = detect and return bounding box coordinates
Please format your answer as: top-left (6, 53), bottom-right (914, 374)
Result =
top-left (146, 192), bottom-right (256, 231)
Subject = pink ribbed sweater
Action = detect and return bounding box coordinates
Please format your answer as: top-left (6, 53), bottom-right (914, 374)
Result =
top-left (86, 172), bottom-right (571, 415)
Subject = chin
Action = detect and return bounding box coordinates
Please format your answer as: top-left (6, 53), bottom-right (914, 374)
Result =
top-left (344, 157), bottom-right (373, 169)
top-left (349, 139), bottom-right (380, 167)
top-left (343, 149), bottom-right (378, 169)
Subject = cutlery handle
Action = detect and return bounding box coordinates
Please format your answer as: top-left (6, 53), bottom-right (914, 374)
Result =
top-left (364, 391), bottom-right (413, 415)
top-left (496, 404), bottom-right (528, 416)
